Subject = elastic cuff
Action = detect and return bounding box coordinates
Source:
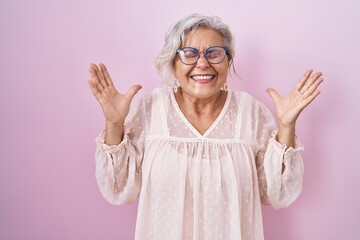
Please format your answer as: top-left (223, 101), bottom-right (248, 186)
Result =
top-left (270, 130), bottom-right (304, 157)
top-left (95, 129), bottom-right (129, 154)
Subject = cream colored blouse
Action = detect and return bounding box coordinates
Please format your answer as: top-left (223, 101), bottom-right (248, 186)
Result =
top-left (95, 86), bottom-right (304, 240)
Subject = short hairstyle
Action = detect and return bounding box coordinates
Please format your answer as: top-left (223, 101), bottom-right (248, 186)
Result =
top-left (155, 13), bottom-right (236, 83)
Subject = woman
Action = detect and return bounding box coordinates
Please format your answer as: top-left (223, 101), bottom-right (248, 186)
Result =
top-left (88, 14), bottom-right (323, 240)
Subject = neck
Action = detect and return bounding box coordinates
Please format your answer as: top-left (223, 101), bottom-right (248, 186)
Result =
top-left (175, 89), bottom-right (227, 116)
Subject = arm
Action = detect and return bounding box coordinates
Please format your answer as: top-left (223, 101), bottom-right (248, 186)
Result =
top-left (267, 69), bottom-right (323, 173)
top-left (255, 103), bottom-right (304, 209)
top-left (88, 63), bottom-right (143, 205)
top-left (257, 69), bottom-right (324, 208)
top-left (94, 102), bottom-right (145, 205)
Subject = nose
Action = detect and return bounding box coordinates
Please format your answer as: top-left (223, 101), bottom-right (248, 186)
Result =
top-left (196, 51), bottom-right (210, 68)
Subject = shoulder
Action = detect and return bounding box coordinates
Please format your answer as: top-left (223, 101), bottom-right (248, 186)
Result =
top-left (229, 90), bottom-right (264, 109)
top-left (140, 86), bottom-right (171, 106)
top-left (229, 90), bottom-right (275, 133)
top-left (131, 86), bottom-right (164, 104)
top-left (129, 86), bottom-right (173, 116)
top-left (229, 90), bottom-right (274, 123)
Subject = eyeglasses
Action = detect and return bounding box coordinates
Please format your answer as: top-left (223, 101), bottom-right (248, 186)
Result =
top-left (176, 46), bottom-right (230, 65)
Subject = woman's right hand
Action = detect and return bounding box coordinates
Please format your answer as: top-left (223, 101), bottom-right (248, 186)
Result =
top-left (87, 63), bottom-right (142, 126)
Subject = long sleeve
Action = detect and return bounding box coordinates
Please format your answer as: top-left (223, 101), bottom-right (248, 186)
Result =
top-left (94, 99), bottom-right (146, 206)
top-left (255, 102), bottom-right (304, 209)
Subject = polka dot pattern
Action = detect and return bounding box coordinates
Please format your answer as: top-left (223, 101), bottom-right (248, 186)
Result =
top-left (94, 87), bottom-right (304, 240)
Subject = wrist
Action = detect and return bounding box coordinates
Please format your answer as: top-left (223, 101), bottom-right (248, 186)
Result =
top-left (104, 121), bottom-right (125, 145)
top-left (278, 123), bottom-right (295, 132)
top-left (277, 118), bottom-right (296, 129)
top-left (277, 125), bottom-right (296, 148)
top-left (105, 120), bottom-right (124, 129)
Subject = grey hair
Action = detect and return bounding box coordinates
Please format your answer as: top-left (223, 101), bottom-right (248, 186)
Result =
top-left (155, 13), bottom-right (236, 83)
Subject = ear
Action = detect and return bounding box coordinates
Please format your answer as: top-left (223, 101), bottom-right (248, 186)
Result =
top-left (172, 58), bottom-right (178, 73)
top-left (228, 57), bottom-right (233, 67)
top-left (172, 67), bottom-right (178, 80)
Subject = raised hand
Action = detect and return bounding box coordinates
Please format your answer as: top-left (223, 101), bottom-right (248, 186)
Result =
top-left (88, 63), bottom-right (142, 144)
top-left (266, 69), bottom-right (324, 147)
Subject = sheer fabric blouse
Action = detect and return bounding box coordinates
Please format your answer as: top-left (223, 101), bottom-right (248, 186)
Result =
top-left (95, 86), bottom-right (304, 240)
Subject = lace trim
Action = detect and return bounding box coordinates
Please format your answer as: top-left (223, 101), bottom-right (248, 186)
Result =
top-left (145, 134), bottom-right (254, 144)
top-left (169, 88), bottom-right (232, 138)
top-left (158, 88), bottom-right (169, 137)
top-left (235, 92), bottom-right (246, 139)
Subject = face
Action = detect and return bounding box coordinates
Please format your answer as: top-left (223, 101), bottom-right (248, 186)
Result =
top-left (173, 27), bottom-right (230, 100)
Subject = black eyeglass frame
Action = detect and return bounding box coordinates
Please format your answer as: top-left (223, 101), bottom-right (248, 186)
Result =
top-left (176, 46), bottom-right (231, 65)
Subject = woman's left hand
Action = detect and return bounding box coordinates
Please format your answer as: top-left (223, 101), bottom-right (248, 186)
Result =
top-left (266, 69), bottom-right (324, 129)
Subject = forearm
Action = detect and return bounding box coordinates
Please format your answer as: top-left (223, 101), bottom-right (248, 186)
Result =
top-left (263, 136), bottom-right (304, 209)
top-left (276, 124), bottom-right (296, 173)
top-left (95, 131), bottom-right (142, 205)
top-left (104, 122), bottom-right (124, 145)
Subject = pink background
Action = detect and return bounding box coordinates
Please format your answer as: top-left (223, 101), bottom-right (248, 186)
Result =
top-left (1, 0), bottom-right (359, 239)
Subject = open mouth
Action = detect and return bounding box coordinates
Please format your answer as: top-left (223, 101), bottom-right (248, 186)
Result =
top-left (190, 75), bottom-right (216, 83)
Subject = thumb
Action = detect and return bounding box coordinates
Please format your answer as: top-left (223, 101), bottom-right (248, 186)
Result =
top-left (266, 88), bottom-right (280, 103)
top-left (125, 84), bottom-right (142, 101)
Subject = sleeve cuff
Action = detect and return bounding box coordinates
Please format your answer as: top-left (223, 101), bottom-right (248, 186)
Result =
top-left (95, 129), bottom-right (129, 154)
top-left (270, 130), bottom-right (304, 158)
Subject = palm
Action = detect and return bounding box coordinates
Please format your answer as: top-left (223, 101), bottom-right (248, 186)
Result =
top-left (267, 70), bottom-right (323, 128)
top-left (88, 63), bottom-right (142, 125)
top-left (97, 86), bottom-right (130, 124)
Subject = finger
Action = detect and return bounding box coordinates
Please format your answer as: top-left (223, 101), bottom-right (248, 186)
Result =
top-left (91, 63), bottom-right (108, 89)
top-left (300, 72), bottom-right (322, 93)
top-left (302, 77), bottom-right (324, 99)
top-left (295, 69), bottom-right (313, 91)
top-left (125, 84), bottom-right (142, 102)
top-left (266, 88), bottom-right (281, 103)
top-left (87, 80), bottom-right (104, 102)
top-left (99, 63), bottom-right (114, 87)
top-left (301, 90), bottom-right (321, 109)
top-left (88, 64), bottom-right (100, 83)
top-left (88, 66), bottom-right (105, 92)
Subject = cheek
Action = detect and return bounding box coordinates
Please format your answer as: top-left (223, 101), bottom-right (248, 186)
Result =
top-left (173, 61), bottom-right (182, 77)
top-left (217, 65), bottom-right (230, 77)
top-left (216, 59), bottom-right (230, 76)
top-left (174, 62), bottom-right (192, 78)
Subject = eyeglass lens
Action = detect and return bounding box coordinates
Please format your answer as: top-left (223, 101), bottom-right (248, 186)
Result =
top-left (178, 46), bottom-right (227, 65)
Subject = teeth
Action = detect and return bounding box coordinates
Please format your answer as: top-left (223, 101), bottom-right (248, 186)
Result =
top-left (192, 75), bottom-right (214, 80)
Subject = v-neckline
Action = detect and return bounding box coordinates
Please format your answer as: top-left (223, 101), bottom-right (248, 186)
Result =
top-left (170, 88), bottom-right (231, 138)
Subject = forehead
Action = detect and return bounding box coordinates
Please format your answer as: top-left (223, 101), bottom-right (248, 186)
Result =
top-left (182, 27), bottom-right (224, 48)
